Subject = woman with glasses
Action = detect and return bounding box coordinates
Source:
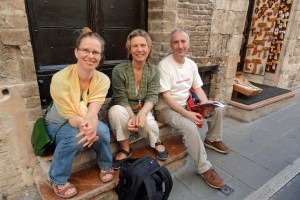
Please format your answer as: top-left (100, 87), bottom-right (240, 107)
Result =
top-left (108, 29), bottom-right (169, 170)
top-left (44, 27), bottom-right (114, 198)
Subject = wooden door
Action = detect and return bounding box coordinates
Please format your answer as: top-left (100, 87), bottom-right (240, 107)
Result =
top-left (25, 0), bottom-right (147, 108)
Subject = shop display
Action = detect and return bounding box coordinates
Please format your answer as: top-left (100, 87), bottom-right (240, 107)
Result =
top-left (243, 0), bottom-right (293, 75)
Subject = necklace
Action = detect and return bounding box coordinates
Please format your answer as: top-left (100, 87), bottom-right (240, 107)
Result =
top-left (133, 68), bottom-right (143, 110)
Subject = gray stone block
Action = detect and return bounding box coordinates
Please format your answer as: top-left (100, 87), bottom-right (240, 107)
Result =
top-left (227, 96), bottom-right (296, 122)
top-left (225, 133), bottom-right (264, 157)
top-left (208, 151), bottom-right (275, 190)
top-left (250, 146), bottom-right (295, 173)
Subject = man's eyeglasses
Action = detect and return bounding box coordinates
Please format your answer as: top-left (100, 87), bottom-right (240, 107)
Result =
top-left (78, 48), bottom-right (101, 57)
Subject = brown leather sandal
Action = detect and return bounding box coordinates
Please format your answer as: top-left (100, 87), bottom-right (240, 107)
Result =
top-left (47, 179), bottom-right (77, 199)
top-left (100, 168), bottom-right (115, 183)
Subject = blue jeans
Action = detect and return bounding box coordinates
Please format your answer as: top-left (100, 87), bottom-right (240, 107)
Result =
top-left (46, 121), bottom-right (112, 186)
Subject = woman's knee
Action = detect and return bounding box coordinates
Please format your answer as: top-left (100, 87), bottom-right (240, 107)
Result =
top-left (96, 121), bottom-right (110, 143)
top-left (56, 130), bottom-right (83, 153)
top-left (59, 125), bottom-right (80, 143)
top-left (108, 105), bottom-right (127, 119)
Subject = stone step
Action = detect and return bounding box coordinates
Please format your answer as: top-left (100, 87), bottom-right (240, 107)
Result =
top-left (34, 133), bottom-right (187, 200)
top-left (227, 91), bottom-right (296, 122)
top-left (37, 122), bottom-right (171, 174)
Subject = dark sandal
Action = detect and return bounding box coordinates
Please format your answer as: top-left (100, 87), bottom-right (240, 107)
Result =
top-left (113, 148), bottom-right (132, 170)
top-left (100, 168), bottom-right (115, 183)
top-left (47, 179), bottom-right (77, 199)
top-left (155, 142), bottom-right (169, 161)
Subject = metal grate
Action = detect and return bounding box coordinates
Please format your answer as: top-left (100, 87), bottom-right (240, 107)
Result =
top-left (219, 184), bottom-right (235, 196)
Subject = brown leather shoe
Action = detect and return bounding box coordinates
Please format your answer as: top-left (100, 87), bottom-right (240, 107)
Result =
top-left (201, 168), bottom-right (224, 188)
top-left (204, 139), bottom-right (231, 154)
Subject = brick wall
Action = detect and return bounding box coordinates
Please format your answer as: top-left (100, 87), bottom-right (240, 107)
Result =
top-left (149, 0), bottom-right (249, 102)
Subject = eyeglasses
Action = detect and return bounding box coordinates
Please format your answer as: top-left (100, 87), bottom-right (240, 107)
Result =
top-left (77, 48), bottom-right (101, 57)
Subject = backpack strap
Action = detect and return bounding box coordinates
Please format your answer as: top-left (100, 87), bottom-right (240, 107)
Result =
top-left (116, 160), bottom-right (131, 200)
top-left (144, 176), bottom-right (157, 200)
top-left (156, 167), bottom-right (173, 200)
top-left (126, 156), bottom-right (161, 199)
top-left (43, 101), bottom-right (53, 117)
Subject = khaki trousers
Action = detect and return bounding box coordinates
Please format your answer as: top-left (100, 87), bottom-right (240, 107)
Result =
top-left (108, 105), bottom-right (160, 148)
top-left (155, 105), bottom-right (223, 174)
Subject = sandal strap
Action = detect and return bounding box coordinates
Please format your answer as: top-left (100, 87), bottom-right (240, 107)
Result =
top-left (100, 169), bottom-right (115, 177)
top-left (100, 168), bottom-right (115, 182)
top-left (54, 183), bottom-right (76, 196)
top-left (155, 141), bottom-right (163, 146)
top-left (119, 148), bottom-right (132, 157)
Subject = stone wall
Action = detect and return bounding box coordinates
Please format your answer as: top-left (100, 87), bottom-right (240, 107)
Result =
top-left (0, 0), bottom-right (39, 199)
top-left (208, 0), bottom-right (248, 101)
top-left (277, 0), bottom-right (300, 89)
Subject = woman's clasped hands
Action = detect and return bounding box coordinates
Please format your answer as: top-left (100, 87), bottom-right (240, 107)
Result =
top-left (76, 119), bottom-right (99, 147)
top-left (127, 110), bottom-right (147, 132)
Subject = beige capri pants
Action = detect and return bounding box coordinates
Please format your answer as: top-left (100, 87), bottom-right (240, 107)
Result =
top-left (108, 105), bottom-right (160, 148)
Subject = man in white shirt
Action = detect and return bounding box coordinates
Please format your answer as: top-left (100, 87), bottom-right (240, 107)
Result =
top-left (155, 28), bottom-right (230, 189)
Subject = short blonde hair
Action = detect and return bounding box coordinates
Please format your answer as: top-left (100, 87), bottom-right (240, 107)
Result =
top-left (126, 29), bottom-right (153, 60)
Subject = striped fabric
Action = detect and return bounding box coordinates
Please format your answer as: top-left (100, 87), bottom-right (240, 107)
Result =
top-left (50, 64), bottom-right (110, 119)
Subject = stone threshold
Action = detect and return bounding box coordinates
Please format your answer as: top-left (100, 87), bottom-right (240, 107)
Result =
top-left (228, 90), bottom-right (296, 110)
top-left (34, 134), bottom-right (187, 200)
top-left (227, 90), bottom-right (297, 122)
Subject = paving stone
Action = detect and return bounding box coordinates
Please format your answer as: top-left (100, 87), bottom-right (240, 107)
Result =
top-left (208, 151), bottom-right (275, 190)
top-left (172, 158), bottom-right (253, 200)
top-left (250, 118), bottom-right (292, 137)
top-left (284, 127), bottom-right (300, 143)
top-left (278, 117), bottom-right (300, 134)
top-left (267, 103), bottom-right (300, 122)
top-left (277, 102), bottom-right (300, 115)
top-left (245, 127), bottom-right (284, 146)
top-left (172, 157), bottom-right (226, 199)
top-left (168, 176), bottom-right (201, 200)
top-left (250, 146), bottom-right (295, 173)
top-left (225, 134), bottom-right (264, 157)
top-left (246, 129), bottom-right (300, 159)
top-left (223, 117), bottom-right (257, 135)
